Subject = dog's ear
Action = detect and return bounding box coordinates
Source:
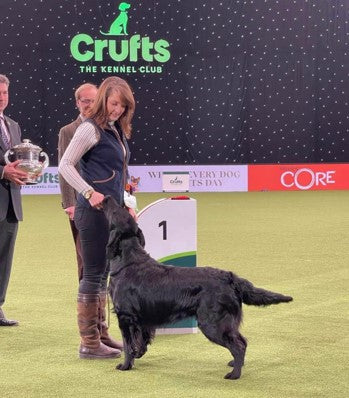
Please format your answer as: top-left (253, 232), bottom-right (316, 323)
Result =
top-left (136, 227), bottom-right (146, 248)
top-left (106, 229), bottom-right (122, 259)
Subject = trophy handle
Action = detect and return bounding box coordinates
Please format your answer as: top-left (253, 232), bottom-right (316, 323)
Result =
top-left (4, 149), bottom-right (14, 165)
top-left (39, 151), bottom-right (49, 169)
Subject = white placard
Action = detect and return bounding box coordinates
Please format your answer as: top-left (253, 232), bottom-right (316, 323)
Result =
top-left (162, 171), bottom-right (190, 192)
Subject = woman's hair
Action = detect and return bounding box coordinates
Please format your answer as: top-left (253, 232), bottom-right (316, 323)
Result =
top-left (88, 76), bottom-right (135, 138)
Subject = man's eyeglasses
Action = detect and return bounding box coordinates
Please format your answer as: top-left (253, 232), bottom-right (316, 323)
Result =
top-left (79, 99), bottom-right (94, 104)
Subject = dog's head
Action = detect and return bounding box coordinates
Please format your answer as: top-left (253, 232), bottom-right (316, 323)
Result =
top-left (103, 195), bottom-right (145, 259)
top-left (119, 2), bottom-right (131, 11)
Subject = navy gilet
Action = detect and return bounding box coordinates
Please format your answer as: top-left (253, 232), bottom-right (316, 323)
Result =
top-left (77, 119), bottom-right (130, 207)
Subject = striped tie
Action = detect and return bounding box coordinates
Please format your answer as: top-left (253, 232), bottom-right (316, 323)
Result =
top-left (0, 116), bottom-right (10, 149)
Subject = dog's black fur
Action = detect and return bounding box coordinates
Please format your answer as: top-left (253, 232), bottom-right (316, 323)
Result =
top-left (103, 196), bottom-right (293, 380)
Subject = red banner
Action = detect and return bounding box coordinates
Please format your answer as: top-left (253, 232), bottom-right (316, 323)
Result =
top-left (248, 164), bottom-right (349, 191)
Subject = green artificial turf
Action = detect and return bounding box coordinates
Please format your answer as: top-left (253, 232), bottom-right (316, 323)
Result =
top-left (0, 191), bottom-right (348, 398)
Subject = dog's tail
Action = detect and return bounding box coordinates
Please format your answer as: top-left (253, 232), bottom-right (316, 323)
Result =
top-left (236, 276), bottom-right (293, 306)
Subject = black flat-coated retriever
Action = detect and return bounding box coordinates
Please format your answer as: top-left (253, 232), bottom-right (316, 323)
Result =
top-left (103, 195), bottom-right (293, 380)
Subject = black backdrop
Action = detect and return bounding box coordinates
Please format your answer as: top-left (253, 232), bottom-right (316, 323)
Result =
top-left (0, 0), bottom-right (348, 166)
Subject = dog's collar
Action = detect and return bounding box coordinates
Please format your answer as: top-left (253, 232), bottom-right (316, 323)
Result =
top-left (119, 230), bottom-right (138, 240)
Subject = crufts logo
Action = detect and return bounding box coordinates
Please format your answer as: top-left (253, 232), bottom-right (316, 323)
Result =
top-left (170, 177), bottom-right (184, 185)
top-left (281, 168), bottom-right (336, 190)
top-left (70, 1), bottom-right (171, 71)
top-left (100, 2), bottom-right (131, 36)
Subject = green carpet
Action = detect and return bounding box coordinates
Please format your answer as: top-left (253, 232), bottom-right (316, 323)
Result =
top-left (0, 191), bottom-right (348, 398)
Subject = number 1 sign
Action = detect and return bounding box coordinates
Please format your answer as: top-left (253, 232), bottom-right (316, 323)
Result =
top-left (137, 197), bottom-right (198, 334)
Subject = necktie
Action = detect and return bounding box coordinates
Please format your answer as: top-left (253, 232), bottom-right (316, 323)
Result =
top-left (0, 116), bottom-right (11, 149)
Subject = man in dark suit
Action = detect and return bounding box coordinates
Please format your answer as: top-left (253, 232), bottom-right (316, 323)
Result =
top-left (0, 74), bottom-right (28, 326)
top-left (58, 83), bottom-right (97, 281)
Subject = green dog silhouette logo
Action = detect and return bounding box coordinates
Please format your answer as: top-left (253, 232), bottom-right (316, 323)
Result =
top-left (70, 0), bottom-right (171, 66)
top-left (100, 2), bottom-right (131, 36)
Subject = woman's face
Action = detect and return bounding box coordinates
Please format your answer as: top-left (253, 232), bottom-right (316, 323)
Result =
top-left (107, 90), bottom-right (126, 122)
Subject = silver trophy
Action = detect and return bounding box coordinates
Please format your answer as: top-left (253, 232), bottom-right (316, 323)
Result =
top-left (4, 139), bottom-right (49, 184)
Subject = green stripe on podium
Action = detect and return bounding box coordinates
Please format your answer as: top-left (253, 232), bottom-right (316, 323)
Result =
top-left (158, 252), bottom-right (196, 267)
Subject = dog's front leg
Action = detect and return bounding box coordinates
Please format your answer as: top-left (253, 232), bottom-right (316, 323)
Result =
top-left (116, 316), bottom-right (136, 371)
top-left (116, 343), bottom-right (135, 371)
top-left (135, 326), bottom-right (154, 358)
top-left (123, 21), bottom-right (128, 35)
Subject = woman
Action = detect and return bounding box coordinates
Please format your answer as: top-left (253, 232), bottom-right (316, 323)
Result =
top-left (58, 76), bottom-right (136, 359)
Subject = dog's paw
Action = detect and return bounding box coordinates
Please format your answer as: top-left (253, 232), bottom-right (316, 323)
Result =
top-left (116, 363), bottom-right (133, 371)
top-left (224, 371), bottom-right (241, 380)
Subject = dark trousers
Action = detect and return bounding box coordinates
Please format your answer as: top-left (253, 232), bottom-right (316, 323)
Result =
top-left (0, 204), bottom-right (18, 307)
top-left (69, 219), bottom-right (83, 281)
top-left (74, 205), bottom-right (109, 294)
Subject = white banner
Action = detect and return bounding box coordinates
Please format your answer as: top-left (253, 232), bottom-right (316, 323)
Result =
top-left (129, 165), bottom-right (248, 193)
top-left (20, 165), bottom-right (248, 194)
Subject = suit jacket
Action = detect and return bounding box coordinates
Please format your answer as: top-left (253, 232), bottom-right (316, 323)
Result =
top-left (58, 116), bottom-right (82, 209)
top-left (0, 115), bottom-right (23, 221)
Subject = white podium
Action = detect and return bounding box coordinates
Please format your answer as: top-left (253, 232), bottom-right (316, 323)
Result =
top-left (137, 196), bottom-right (198, 334)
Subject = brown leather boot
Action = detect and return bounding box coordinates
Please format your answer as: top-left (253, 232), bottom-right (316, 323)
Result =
top-left (77, 293), bottom-right (121, 359)
top-left (99, 291), bottom-right (123, 350)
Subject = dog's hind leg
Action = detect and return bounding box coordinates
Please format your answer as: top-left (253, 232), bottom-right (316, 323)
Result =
top-left (197, 312), bottom-right (246, 380)
top-left (222, 326), bottom-right (247, 380)
top-left (227, 333), bottom-right (247, 367)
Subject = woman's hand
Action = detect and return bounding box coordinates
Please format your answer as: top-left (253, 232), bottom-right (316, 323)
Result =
top-left (64, 206), bottom-right (75, 220)
top-left (89, 191), bottom-right (105, 210)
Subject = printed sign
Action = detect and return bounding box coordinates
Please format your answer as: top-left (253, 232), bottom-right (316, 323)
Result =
top-left (129, 165), bottom-right (248, 193)
top-left (70, 1), bottom-right (171, 74)
top-left (248, 163), bottom-right (349, 191)
top-left (20, 165), bottom-right (247, 195)
top-left (21, 167), bottom-right (60, 195)
top-left (162, 171), bottom-right (190, 192)
top-left (21, 164), bottom-right (348, 195)
top-left (138, 197), bottom-right (197, 334)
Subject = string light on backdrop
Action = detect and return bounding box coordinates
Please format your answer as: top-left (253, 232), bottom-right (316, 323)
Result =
top-left (0, 0), bottom-right (348, 165)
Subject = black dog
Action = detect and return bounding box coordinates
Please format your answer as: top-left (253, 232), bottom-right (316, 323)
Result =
top-left (103, 196), bottom-right (293, 380)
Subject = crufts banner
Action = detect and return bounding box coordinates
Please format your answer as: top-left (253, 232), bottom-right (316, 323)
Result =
top-left (21, 165), bottom-right (248, 194)
top-left (0, 0), bottom-right (348, 166)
